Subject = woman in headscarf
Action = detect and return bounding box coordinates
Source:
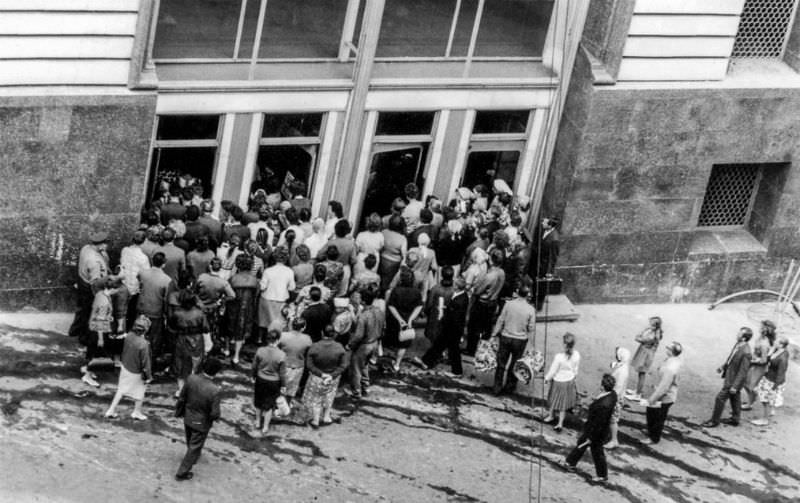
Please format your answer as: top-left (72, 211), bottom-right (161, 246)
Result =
top-left (408, 233), bottom-right (438, 302)
top-left (605, 347), bottom-right (631, 449)
top-left (105, 315), bottom-right (152, 420)
top-left (169, 289), bottom-right (210, 397)
top-left (303, 325), bottom-right (348, 428)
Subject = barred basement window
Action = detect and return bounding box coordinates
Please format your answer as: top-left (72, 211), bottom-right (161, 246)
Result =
top-left (697, 164), bottom-right (762, 228)
top-left (731, 0), bottom-right (799, 58)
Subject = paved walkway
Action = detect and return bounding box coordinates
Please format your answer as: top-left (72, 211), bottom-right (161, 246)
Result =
top-left (0, 303), bottom-right (798, 502)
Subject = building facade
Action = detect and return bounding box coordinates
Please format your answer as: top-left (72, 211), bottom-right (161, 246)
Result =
top-left (543, 0), bottom-right (800, 302)
top-left (0, 0), bottom-right (586, 310)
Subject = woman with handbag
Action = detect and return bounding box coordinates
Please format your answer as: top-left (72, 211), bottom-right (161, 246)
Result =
top-left (386, 269), bottom-right (424, 372)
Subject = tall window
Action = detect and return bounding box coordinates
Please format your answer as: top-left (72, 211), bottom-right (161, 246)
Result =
top-left (377, 0), bottom-right (554, 59)
top-left (461, 110), bottom-right (531, 190)
top-left (147, 115), bottom-right (221, 202)
top-left (731, 0), bottom-right (799, 59)
top-left (249, 114), bottom-right (325, 199)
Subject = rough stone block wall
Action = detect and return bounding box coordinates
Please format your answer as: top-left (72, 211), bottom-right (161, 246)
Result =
top-left (0, 94), bottom-right (156, 311)
top-left (544, 63), bottom-right (800, 302)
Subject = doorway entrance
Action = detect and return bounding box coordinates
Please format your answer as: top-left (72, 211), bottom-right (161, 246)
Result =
top-left (360, 143), bottom-right (428, 228)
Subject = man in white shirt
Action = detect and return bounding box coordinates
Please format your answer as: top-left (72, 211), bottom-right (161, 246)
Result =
top-left (259, 248), bottom-right (295, 333)
top-left (116, 230), bottom-right (151, 333)
top-left (305, 218), bottom-right (328, 259)
top-left (401, 183), bottom-right (423, 231)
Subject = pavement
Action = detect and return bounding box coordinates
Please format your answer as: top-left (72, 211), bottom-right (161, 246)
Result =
top-left (1, 302), bottom-right (799, 503)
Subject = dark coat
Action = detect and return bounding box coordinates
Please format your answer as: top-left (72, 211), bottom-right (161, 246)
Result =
top-left (176, 373), bottom-right (221, 433)
top-left (538, 228), bottom-right (560, 278)
top-left (721, 342), bottom-right (752, 390)
top-left (302, 302), bottom-right (333, 342)
top-left (580, 391), bottom-right (617, 443)
top-left (443, 290), bottom-right (469, 334)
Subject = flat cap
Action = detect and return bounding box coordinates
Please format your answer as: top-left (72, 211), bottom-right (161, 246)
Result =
top-left (89, 231), bottom-right (109, 244)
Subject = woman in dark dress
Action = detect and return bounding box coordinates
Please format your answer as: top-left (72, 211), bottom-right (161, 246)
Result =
top-left (386, 269), bottom-right (424, 372)
top-left (227, 254), bottom-right (260, 364)
top-left (169, 289), bottom-right (210, 397)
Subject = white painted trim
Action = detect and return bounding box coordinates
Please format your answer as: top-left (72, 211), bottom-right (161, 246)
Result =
top-left (628, 15), bottom-right (741, 36)
top-left (0, 60), bottom-right (129, 85)
top-left (348, 111), bottom-right (378, 224)
top-left (423, 109), bottom-right (450, 198)
top-left (156, 91), bottom-right (350, 114)
top-left (0, 36), bottom-right (135, 59)
top-left (618, 57), bottom-right (729, 81)
top-left (0, 12), bottom-right (138, 35)
top-left (447, 109), bottom-right (476, 200)
top-left (518, 108), bottom-right (547, 197)
top-left (212, 113), bottom-right (236, 214)
top-left (338, 0), bottom-right (361, 61)
top-left (239, 113), bottom-right (264, 208)
top-left (634, 0), bottom-right (746, 15)
top-left (623, 36), bottom-right (736, 58)
top-left (312, 111), bottom-right (339, 216)
top-left (0, 0), bottom-right (140, 11)
top-left (365, 89), bottom-right (553, 111)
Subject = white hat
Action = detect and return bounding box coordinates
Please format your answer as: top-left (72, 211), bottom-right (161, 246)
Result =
top-left (493, 179), bottom-right (512, 195)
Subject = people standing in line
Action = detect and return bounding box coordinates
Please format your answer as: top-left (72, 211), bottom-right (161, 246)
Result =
top-left (153, 227), bottom-right (186, 285)
top-left (354, 213), bottom-right (385, 276)
top-left (465, 249), bottom-right (506, 356)
top-left (258, 246), bottom-right (295, 336)
top-left (169, 289), bottom-right (212, 397)
top-left (175, 357), bottom-right (223, 481)
top-left (183, 205), bottom-right (210, 251)
top-left (408, 233), bottom-right (439, 301)
top-left (140, 227), bottom-right (161, 260)
top-left (226, 254), bottom-right (260, 364)
top-left (137, 252), bottom-right (175, 364)
top-left (626, 316), bottom-right (664, 401)
top-left (116, 230), bottom-right (150, 333)
top-left (491, 284), bottom-right (537, 396)
top-left (751, 337), bottom-right (790, 426)
top-left (702, 327), bottom-right (752, 428)
top-left (742, 320), bottom-right (776, 410)
top-left (346, 286), bottom-right (385, 398)
top-left (198, 200), bottom-right (222, 250)
top-left (543, 333), bottom-right (580, 432)
top-left (422, 267), bottom-right (454, 346)
top-left (380, 215), bottom-right (408, 293)
top-left (278, 318), bottom-right (313, 410)
top-left (562, 374), bottom-right (618, 484)
top-left (401, 183), bottom-right (424, 231)
top-left (69, 231), bottom-right (110, 343)
top-left (195, 257), bottom-right (236, 354)
top-left (303, 326), bottom-right (349, 428)
top-left (537, 216), bottom-right (560, 278)
top-left (642, 341), bottom-right (683, 445)
top-left (417, 277), bottom-right (468, 376)
top-left (216, 233), bottom-right (244, 282)
top-left (187, 236), bottom-right (214, 280)
top-left (324, 200), bottom-right (345, 239)
top-left (386, 269), bottom-right (424, 372)
top-left (251, 325), bottom-right (287, 437)
top-left (79, 276), bottom-right (119, 387)
top-left (318, 219), bottom-right (357, 297)
top-left (301, 286), bottom-right (333, 343)
top-left (105, 315), bottom-right (153, 420)
top-left (605, 347), bottom-right (631, 450)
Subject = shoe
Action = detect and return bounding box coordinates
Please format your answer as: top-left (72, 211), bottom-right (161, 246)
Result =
top-left (542, 416), bottom-right (555, 424)
top-left (625, 393), bottom-right (642, 401)
top-left (104, 411), bottom-right (118, 419)
top-left (553, 425), bottom-right (562, 433)
top-left (721, 418), bottom-right (739, 426)
top-left (591, 476), bottom-right (608, 484)
top-left (131, 412), bottom-right (147, 421)
top-left (82, 374), bottom-right (100, 387)
top-left (308, 420), bottom-right (319, 429)
top-left (701, 420), bottom-right (719, 428)
top-left (559, 461), bottom-right (576, 473)
top-left (641, 438), bottom-right (655, 445)
top-left (232, 358), bottom-right (239, 365)
top-left (741, 403), bottom-right (752, 411)
top-left (604, 442), bottom-right (619, 450)
top-left (322, 416), bottom-right (334, 425)
top-left (392, 363), bottom-right (401, 373)
top-left (750, 418), bottom-right (769, 426)
top-left (342, 387), bottom-right (361, 399)
top-left (412, 357), bottom-right (428, 370)
top-left (361, 387), bottom-right (369, 397)
top-left (369, 356), bottom-right (377, 365)
top-left (175, 472), bottom-right (194, 481)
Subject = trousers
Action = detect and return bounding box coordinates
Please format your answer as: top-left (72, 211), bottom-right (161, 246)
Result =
top-left (349, 341), bottom-right (377, 395)
top-left (466, 300), bottom-right (496, 355)
top-left (422, 324), bottom-right (464, 375)
top-left (646, 402), bottom-right (673, 443)
top-left (493, 336), bottom-right (527, 394)
top-left (177, 425), bottom-right (209, 477)
top-left (711, 385), bottom-right (741, 423)
top-left (68, 280), bottom-right (94, 341)
top-left (565, 436), bottom-right (607, 478)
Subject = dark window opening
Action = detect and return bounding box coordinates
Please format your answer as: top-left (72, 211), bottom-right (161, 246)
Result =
top-left (156, 115), bottom-right (220, 141)
top-left (461, 150), bottom-right (521, 189)
top-left (375, 112), bottom-right (435, 136)
top-left (147, 147), bottom-right (217, 203)
top-left (262, 113), bottom-right (323, 138)
top-left (472, 110), bottom-right (530, 134)
top-left (251, 145), bottom-right (318, 198)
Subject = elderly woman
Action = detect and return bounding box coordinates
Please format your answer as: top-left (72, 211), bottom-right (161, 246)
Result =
top-left (605, 347), bottom-right (631, 449)
top-left (742, 320), bottom-right (776, 410)
top-left (627, 316), bottom-right (663, 401)
top-left (544, 333), bottom-right (581, 432)
top-left (387, 269), bottom-right (424, 372)
top-left (169, 289), bottom-right (211, 396)
top-left (380, 215), bottom-right (408, 293)
top-left (751, 336), bottom-right (790, 426)
top-left (303, 326), bottom-right (348, 428)
top-left (408, 232), bottom-right (439, 301)
top-left (251, 324), bottom-right (287, 437)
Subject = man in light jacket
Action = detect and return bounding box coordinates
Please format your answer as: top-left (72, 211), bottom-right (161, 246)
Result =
top-left (702, 327), bottom-right (752, 427)
top-left (642, 341), bottom-right (683, 445)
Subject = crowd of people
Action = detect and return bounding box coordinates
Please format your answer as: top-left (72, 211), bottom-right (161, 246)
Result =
top-left (66, 176), bottom-right (791, 483)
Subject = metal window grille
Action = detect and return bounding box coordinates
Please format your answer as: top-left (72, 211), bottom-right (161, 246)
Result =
top-left (731, 0), bottom-right (799, 58)
top-left (697, 165), bottom-right (761, 227)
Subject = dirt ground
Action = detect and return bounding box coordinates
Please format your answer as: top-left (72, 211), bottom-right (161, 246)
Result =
top-left (1, 302), bottom-right (799, 503)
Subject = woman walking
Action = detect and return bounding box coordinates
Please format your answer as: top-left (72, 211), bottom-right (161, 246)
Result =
top-left (251, 324), bottom-right (287, 437)
top-left (605, 347), bottom-right (631, 449)
top-left (303, 326), bottom-right (348, 428)
top-left (751, 337), bottom-right (790, 426)
top-left (742, 320), bottom-right (776, 410)
top-left (169, 289), bottom-right (211, 397)
top-left (105, 315), bottom-right (152, 420)
top-left (544, 332), bottom-right (581, 432)
top-left (627, 316), bottom-right (663, 401)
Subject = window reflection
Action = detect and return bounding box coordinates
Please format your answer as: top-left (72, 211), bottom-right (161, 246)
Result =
top-left (154, 0), bottom-right (242, 59)
top-left (475, 0), bottom-right (553, 57)
top-left (258, 0), bottom-right (350, 59)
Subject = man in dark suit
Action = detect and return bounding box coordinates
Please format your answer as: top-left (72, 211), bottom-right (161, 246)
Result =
top-left (562, 374), bottom-right (617, 483)
top-left (537, 217), bottom-right (560, 278)
top-left (175, 357), bottom-right (223, 481)
top-left (301, 287), bottom-right (333, 343)
top-left (702, 327), bottom-right (752, 427)
top-left (417, 276), bottom-right (469, 376)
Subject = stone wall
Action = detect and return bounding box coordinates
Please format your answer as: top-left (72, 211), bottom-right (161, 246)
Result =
top-left (544, 55), bottom-right (800, 303)
top-left (0, 94), bottom-right (156, 311)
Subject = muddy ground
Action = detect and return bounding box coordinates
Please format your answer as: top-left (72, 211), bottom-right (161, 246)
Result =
top-left (1, 303), bottom-right (799, 502)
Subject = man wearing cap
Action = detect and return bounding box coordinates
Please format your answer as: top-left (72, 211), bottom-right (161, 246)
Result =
top-left (68, 231), bottom-right (111, 341)
top-left (116, 230), bottom-right (150, 333)
top-left (491, 284), bottom-right (536, 395)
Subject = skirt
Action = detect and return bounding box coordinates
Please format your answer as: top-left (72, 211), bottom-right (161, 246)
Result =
top-left (548, 379), bottom-right (578, 411)
top-left (631, 345), bottom-right (657, 373)
top-left (745, 364), bottom-right (768, 392)
top-left (116, 366), bottom-right (146, 401)
top-left (756, 377), bottom-right (785, 407)
top-left (254, 377), bottom-right (282, 411)
top-left (379, 258), bottom-right (401, 292)
top-left (302, 373), bottom-right (340, 411)
top-left (284, 366), bottom-right (305, 398)
top-left (258, 298), bottom-right (286, 329)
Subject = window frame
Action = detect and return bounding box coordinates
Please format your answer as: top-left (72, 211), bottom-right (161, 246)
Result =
top-left (695, 164), bottom-right (764, 231)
